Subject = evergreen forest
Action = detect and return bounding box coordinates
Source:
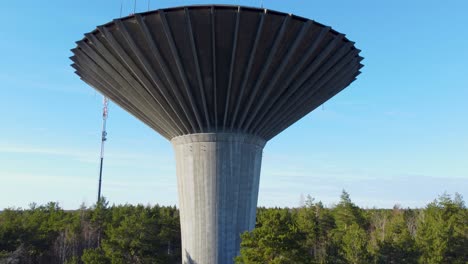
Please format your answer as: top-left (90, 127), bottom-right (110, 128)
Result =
top-left (0, 191), bottom-right (466, 264)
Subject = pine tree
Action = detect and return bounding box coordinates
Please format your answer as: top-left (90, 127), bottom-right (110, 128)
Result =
top-left (416, 193), bottom-right (467, 264)
top-left (375, 206), bottom-right (419, 263)
top-left (296, 196), bottom-right (334, 263)
top-left (236, 208), bottom-right (309, 263)
top-left (331, 190), bottom-right (370, 264)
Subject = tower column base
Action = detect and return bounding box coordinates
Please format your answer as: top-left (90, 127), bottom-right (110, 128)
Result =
top-left (171, 133), bottom-right (266, 264)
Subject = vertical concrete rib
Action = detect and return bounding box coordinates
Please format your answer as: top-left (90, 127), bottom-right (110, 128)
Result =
top-left (243, 20), bottom-right (312, 130)
top-left (90, 28), bottom-right (179, 137)
top-left (110, 21), bottom-right (183, 136)
top-left (73, 65), bottom-right (163, 135)
top-left (262, 62), bottom-right (361, 139)
top-left (71, 48), bottom-right (174, 138)
top-left (260, 48), bottom-right (360, 137)
top-left (172, 133), bottom-right (266, 264)
top-left (237, 15), bottom-right (291, 129)
top-left (264, 74), bottom-right (359, 139)
top-left (116, 19), bottom-right (188, 134)
top-left (160, 10), bottom-right (205, 132)
top-left (222, 7), bottom-right (241, 129)
top-left (210, 6), bottom-right (218, 130)
top-left (72, 63), bottom-right (156, 129)
top-left (135, 15), bottom-right (196, 133)
top-left (247, 26), bottom-right (330, 133)
top-left (185, 8), bottom-right (211, 129)
top-left (230, 12), bottom-right (265, 129)
top-left (252, 35), bottom-right (347, 134)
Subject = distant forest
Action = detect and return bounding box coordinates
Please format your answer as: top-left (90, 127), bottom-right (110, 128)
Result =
top-left (0, 191), bottom-right (466, 264)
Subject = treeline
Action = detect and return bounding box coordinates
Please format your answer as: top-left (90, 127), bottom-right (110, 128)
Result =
top-left (0, 192), bottom-right (466, 264)
top-left (0, 200), bottom-right (181, 264)
top-left (236, 192), bottom-right (467, 264)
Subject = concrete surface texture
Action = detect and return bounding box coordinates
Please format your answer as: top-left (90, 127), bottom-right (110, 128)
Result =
top-left (71, 4), bottom-right (363, 263)
top-left (172, 133), bottom-right (266, 263)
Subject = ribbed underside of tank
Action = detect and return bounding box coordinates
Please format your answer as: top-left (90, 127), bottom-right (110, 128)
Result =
top-left (71, 5), bottom-right (362, 141)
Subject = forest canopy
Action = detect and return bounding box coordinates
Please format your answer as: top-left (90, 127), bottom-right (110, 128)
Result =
top-left (0, 192), bottom-right (466, 264)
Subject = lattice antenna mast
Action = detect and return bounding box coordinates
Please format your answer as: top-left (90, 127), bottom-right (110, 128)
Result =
top-left (97, 97), bottom-right (109, 202)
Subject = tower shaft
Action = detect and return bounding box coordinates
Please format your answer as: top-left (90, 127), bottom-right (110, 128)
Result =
top-left (172, 133), bottom-right (266, 263)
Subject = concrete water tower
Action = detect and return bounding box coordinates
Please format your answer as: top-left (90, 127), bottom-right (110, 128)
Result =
top-left (71, 5), bottom-right (362, 263)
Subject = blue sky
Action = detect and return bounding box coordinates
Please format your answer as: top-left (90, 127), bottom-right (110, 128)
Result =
top-left (1, 0), bottom-right (467, 209)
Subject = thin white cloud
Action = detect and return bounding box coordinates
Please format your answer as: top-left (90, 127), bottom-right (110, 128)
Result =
top-left (0, 145), bottom-right (88, 156)
top-left (0, 72), bottom-right (94, 95)
top-left (0, 172), bottom-right (94, 184)
top-left (384, 110), bottom-right (416, 118)
top-left (0, 143), bottom-right (173, 167)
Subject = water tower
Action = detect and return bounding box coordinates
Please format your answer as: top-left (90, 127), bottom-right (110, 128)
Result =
top-left (71, 5), bottom-right (362, 263)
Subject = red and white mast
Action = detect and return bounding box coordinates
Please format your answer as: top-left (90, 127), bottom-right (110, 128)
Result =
top-left (97, 97), bottom-right (108, 202)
